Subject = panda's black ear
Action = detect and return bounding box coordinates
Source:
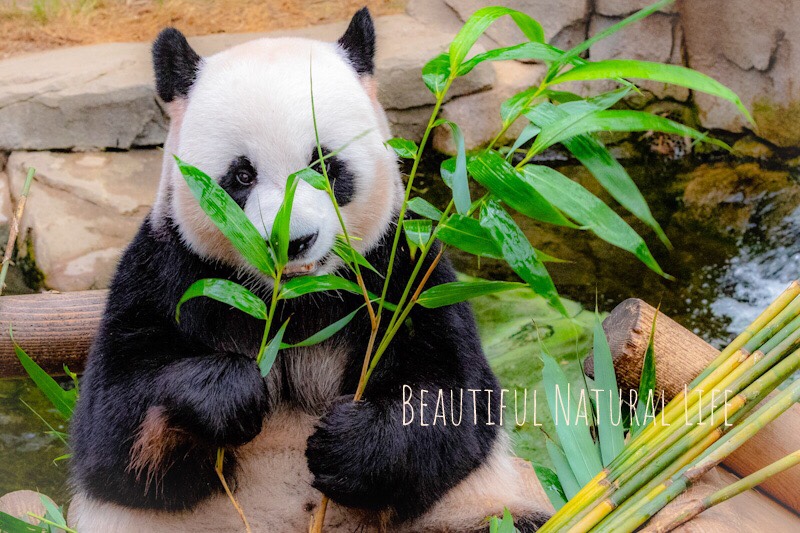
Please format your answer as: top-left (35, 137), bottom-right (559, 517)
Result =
top-left (338, 7), bottom-right (376, 76)
top-left (152, 28), bottom-right (201, 102)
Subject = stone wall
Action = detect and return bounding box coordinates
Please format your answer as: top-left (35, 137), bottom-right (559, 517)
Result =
top-left (0, 0), bottom-right (796, 292)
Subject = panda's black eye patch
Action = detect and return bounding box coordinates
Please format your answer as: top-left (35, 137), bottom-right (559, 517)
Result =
top-left (220, 156), bottom-right (257, 208)
top-left (309, 147), bottom-right (355, 206)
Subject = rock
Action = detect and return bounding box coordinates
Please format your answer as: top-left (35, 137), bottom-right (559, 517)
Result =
top-left (732, 136), bottom-right (775, 160)
top-left (386, 105), bottom-right (437, 142)
top-left (588, 14), bottom-right (688, 102)
top-left (0, 15), bottom-right (494, 151)
top-left (596, 0), bottom-right (678, 16)
top-left (0, 170), bottom-right (12, 232)
top-left (0, 43), bottom-right (167, 152)
top-left (406, 0), bottom-right (464, 34)
top-left (0, 490), bottom-right (58, 526)
top-left (6, 150), bottom-right (161, 291)
top-left (443, 0), bottom-right (588, 50)
top-left (433, 61), bottom-right (546, 153)
top-left (681, 0), bottom-right (800, 147)
top-left (677, 162), bottom-right (800, 239)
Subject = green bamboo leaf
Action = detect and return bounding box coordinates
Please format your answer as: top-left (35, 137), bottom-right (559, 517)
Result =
top-left (417, 280), bottom-right (527, 308)
top-left (519, 165), bottom-right (667, 277)
top-left (555, 0), bottom-right (675, 69)
top-left (592, 313), bottom-right (625, 466)
top-left (526, 102), bottom-right (670, 248)
top-left (12, 329), bottom-right (75, 421)
top-left (422, 53), bottom-right (451, 96)
top-left (407, 197), bottom-right (443, 220)
top-left (541, 348), bottom-right (604, 486)
top-left (404, 219), bottom-right (433, 260)
top-left (294, 167), bottom-right (328, 191)
top-left (500, 87), bottom-right (540, 126)
top-left (435, 120), bottom-right (470, 214)
top-left (550, 59), bottom-right (752, 123)
top-left (532, 462), bottom-right (568, 511)
top-left (270, 171), bottom-right (300, 266)
top-left (176, 278), bottom-right (266, 322)
top-left (450, 6), bottom-right (545, 71)
top-left (174, 157), bottom-right (274, 275)
top-left (458, 41), bottom-right (565, 76)
top-left (0, 511), bottom-right (44, 533)
top-left (480, 200), bottom-right (566, 315)
top-left (494, 508), bottom-right (517, 533)
top-left (386, 138), bottom-right (419, 159)
top-left (505, 121), bottom-right (540, 161)
top-left (39, 496), bottom-right (67, 529)
top-left (526, 87), bottom-right (632, 156)
top-left (283, 305), bottom-right (364, 348)
top-left (547, 110), bottom-right (731, 151)
top-left (438, 214), bottom-right (502, 259)
top-left (633, 310), bottom-right (659, 437)
top-left (280, 274), bottom-right (364, 299)
top-left (259, 318), bottom-right (290, 377)
top-left (468, 150), bottom-right (572, 227)
top-left (545, 438), bottom-right (582, 499)
top-left (332, 236), bottom-right (378, 274)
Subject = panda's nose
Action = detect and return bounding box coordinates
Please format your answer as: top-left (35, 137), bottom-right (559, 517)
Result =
top-left (287, 232), bottom-right (318, 260)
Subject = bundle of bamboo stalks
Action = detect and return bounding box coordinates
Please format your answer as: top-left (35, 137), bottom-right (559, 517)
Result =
top-left (540, 280), bottom-right (800, 532)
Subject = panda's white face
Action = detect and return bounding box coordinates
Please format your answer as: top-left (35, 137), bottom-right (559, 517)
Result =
top-left (161, 36), bottom-right (401, 278)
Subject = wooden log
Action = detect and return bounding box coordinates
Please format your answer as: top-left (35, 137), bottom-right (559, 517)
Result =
top-left (586, 298), bottom-right (800, 515)
top-left (0, 290), bottom-right (106, 377)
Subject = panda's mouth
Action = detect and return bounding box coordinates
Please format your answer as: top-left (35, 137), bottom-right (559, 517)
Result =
top-left (283, 261), bottom-right (319, 277)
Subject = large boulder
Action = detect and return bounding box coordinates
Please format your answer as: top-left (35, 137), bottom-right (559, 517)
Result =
top-left (6, 150), bottom-right (161, 291)
top-left (0, 15), bottom-right (494, 151)
top-left (681, 0), bottom-right (800, 147)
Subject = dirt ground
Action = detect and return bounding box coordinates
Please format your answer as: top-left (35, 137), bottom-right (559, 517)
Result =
top-left (0, 0), bottom-right (406, 59)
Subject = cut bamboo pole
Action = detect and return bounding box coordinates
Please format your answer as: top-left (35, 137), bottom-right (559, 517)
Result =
top-left (585, 296), bottom-right (800, 514)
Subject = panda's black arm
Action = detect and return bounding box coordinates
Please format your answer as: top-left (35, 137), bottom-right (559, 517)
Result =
top-left (306, 256), bottom-right (502, 522)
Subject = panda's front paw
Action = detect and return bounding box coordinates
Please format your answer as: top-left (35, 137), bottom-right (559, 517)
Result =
top-left (163, 353), bottom-right (268, 447)
top-left (305, 399), bottom-right (390, 511)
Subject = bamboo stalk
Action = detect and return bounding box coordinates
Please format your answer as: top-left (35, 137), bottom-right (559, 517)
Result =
top-left (642, 449), bottom-right (800, 533)
top-left (0, 167), bottom-right (35, 297)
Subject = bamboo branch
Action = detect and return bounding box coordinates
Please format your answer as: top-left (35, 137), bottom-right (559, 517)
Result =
top-left (0, 167), bottom-right (35, 297)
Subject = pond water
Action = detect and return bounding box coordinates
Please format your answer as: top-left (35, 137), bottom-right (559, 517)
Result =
top-left (1, 151), bottom-right (798, 506)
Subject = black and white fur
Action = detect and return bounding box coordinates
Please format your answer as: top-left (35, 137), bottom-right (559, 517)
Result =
top-left (69, 9), bottom-right (550, 532)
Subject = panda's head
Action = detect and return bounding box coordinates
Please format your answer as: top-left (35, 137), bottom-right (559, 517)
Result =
top-left (151, 8), bottom-right (402, 278)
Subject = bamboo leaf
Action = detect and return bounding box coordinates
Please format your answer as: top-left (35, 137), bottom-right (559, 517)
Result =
top-left (174, 157), bottom-right (274, 275)
top-left (270, 171), bottom-right (300, 265)
top-left (332, 236), bottom-right (379, 274)
top-left (280, 274), bottom-right (364, 299)
top-left (519, 165), bottom-right (667, 277)
top-left (545, 438), bottom-right (582, 499)
top-left (592, 313), bottom-right (625, 466)
top-left (541, 348), bottom-right (604, 486)
top-left (501, 87), bottom-right (540, 126)
top-left (404, 218), bottom-right (433, 260)
top-left (0, 511), bottom-right (44, 533)
top-left (532, 462), bottom-right (568, 510)
top-left (535, 109), bottom-right (731, 151)
top-left (633, 310), bottom-right (659, 437)
top-left (468, 150), bottom-right (572, 227)
top-left (550, 59), bottom-right (752, 123)
top-left (417, 280), bottom-right (527, 308)
top-left (39, 496), bottom-right (66, 529)
top-left (283, 305), bottom-right (364, 348)
top-left (438, 214), bottom-right (502, 259)
top-left (12, 329), bottom-right (75, 421)
top-left (386, 138), bottom-right (419, 159)
top-left (480, 200), bottom-right (566, 315)
top-left (422, 53), bottom-right (451, 96)
top-left (527, 102), bottom-right (670, 248)
top-left (526, 87), bottom-right (632, 156)
top-left (458, 41), bottom-right (565, 76)
top-left (294, 167), bottom-right (328, 191)
top-left (449, 6), bottom-right (545, 71)
top-left (176, 278), bottom-right (266, 322)
top-left (435, 120), bottom-right (470, 214)
top-left (506, 121), bottom-right (540, 161)
top-left (555, 0), bottom-right (675, 68)
top-left (259, 318), bottom-right (290, 377)
top-left (407, 197), bottom-right (443, 220)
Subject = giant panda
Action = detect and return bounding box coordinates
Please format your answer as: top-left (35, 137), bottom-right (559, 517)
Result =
top-left (68, 8), bottom-right (551, 532)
